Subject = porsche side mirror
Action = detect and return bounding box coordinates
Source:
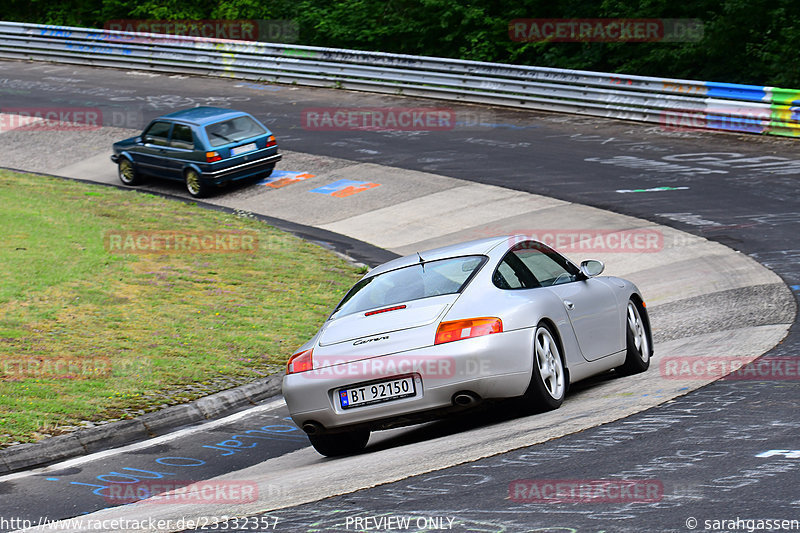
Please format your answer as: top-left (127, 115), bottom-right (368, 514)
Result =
top-left (580, 259), bottom-right (604, 278)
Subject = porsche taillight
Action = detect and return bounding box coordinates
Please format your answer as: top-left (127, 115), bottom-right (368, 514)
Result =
top-left (287, 348), bottom-right (313, 374)
top-left (434, 317), bottom-right (502, 345)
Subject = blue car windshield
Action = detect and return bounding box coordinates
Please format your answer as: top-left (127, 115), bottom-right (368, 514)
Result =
top-left (332, 255), bottom-right (486, 318)
top-left (206, 116), bottom-right (267, 147)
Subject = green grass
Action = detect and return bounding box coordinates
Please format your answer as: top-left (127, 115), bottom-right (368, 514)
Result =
top-left (0, 170), bottom-right (363, 446)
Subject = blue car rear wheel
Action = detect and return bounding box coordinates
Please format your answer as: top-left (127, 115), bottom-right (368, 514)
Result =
top-left (185, 169), bottom-right (209, 198)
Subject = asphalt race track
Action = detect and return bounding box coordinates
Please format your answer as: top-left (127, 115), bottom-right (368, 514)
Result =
top-left (0, 59), bottom-right (798, 533)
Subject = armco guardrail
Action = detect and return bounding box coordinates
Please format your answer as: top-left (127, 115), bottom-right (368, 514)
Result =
top-left (1, 20), bottom-right (798, 137)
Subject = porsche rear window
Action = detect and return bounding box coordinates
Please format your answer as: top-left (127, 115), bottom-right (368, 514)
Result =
top-left (206, 115), bottom-right (266, 147)
top-left (332, 255), bottom-right (486, 317)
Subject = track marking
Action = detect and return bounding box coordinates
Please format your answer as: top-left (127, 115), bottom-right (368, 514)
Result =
top-left (0, 398), bottom-right (288, 483)
top-left (310, 179), bottom-right (380, 197)
top-left (617, 186), bottom-right (690, 193)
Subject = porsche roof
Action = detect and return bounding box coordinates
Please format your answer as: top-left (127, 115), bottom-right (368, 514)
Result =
top-left (366, 235), bottom-right (513, 278)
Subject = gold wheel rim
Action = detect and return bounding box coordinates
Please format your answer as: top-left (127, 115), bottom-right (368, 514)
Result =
top-left (186, 171), bottom-right (200, 195)
top-left (120, 160), bottom-right (134, 182)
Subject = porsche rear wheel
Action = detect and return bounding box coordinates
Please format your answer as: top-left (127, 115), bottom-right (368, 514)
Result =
top-left (308, 429), bottom-right (370, 457)
top-left (616, 300), bottom-right (651, 375)
top-left (524, 323), bottom-right (566, 411)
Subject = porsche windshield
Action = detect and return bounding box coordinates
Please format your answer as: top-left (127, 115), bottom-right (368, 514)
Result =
top-left (333, 255), bottom-right (486, 318)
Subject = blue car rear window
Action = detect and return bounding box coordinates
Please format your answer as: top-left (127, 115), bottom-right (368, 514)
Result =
top-left (206, 116), bottom-right (267, 147)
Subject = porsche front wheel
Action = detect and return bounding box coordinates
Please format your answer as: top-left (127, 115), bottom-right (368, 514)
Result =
top-left (616, 300), bottom-right (651, 376)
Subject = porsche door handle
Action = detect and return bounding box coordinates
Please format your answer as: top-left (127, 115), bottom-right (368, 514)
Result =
top-left (563, 300), bottom-right (575, 310)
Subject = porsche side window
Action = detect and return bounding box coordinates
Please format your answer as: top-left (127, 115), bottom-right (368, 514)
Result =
top-left (493, 252), bottom-right (540, 290)
top-left (513, 242), bottom-right (580, 287)
top-left (143, 121), bottom-right (172, 146)
top-left (494, 261), bottom-right (523, 289)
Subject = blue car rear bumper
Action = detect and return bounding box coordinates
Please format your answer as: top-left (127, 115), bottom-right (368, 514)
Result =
top-left (203, 152), bottom-right (282, 183)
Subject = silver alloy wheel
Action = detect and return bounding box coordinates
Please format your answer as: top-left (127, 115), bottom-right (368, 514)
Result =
top-left (627, 302), bottom-right (650, 363)
top-left (534, 326), bottom-right (565, 400)
top-left (118, 159), bottom-right (135, 184)
top-left (185, 169), bottom-right (201, 196)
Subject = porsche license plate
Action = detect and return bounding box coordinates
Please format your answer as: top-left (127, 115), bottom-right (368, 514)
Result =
top-left (339, 377), bottom-right (415, 409)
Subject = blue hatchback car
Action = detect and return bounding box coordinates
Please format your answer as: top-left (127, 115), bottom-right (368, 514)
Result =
top-left (111, 107), bottom-right (282, 197)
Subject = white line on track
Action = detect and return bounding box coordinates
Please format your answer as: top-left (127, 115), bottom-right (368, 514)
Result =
top-left (0, 397), bottom-right (288, 483)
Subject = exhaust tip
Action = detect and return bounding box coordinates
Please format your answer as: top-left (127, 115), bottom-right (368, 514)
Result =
top-left (453, 391), bottom-right (480, 407)
top-left (302, 422), bottom-right (323, 435)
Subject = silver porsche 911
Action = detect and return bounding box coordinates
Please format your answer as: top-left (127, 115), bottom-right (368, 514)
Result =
top-left (282, 235), bottom-right (652, 457)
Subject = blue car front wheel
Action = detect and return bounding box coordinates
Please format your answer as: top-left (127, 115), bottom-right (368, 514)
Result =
top-left (118, 158), bottom-right (142, 186)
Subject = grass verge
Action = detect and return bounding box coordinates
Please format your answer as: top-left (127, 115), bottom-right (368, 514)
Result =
top-left (0, 169), bottom-right (363, 446)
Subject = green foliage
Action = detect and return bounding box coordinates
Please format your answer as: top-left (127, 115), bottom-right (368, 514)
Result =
top-left (3, 0), bottom-right (800, 91)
